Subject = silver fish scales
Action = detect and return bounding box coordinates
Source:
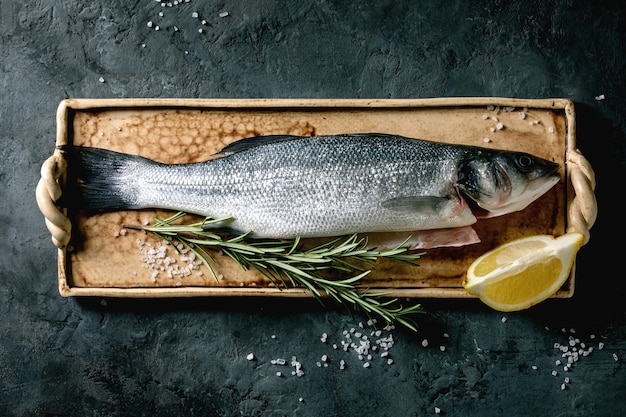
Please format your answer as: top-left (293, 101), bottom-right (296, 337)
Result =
top-left (66, 133), bottom-right (560, 244)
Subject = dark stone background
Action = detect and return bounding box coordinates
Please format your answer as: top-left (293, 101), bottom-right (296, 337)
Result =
top-left (1, 1), bottom-right (624, 416)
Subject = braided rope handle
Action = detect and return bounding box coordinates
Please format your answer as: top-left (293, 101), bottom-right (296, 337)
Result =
top-left (36, 151), bottom-right (72, 249)
top-left (566, 148), bottom-right (597, 245)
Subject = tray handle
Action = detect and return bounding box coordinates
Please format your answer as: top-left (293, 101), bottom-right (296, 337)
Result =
top-left (36, 150), bottom-right (71, 249)
top-left (567, 148), bottom-right (597, 244)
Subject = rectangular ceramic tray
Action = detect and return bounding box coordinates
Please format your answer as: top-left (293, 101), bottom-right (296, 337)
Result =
top-left (40, 98), bottom-right (592, 299)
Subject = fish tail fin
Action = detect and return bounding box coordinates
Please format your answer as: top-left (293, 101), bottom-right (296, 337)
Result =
top-left (61, 146), bottom-right (144, 212)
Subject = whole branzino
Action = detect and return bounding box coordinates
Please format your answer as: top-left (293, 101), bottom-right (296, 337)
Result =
top-left (66, 133), bottom-right (560, 245)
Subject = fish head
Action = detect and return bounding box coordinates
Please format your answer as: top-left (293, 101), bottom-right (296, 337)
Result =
top-left (456, 150), bottom-right (561, 218)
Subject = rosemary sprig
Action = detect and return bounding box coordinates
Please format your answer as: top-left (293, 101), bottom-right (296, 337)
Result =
top-left (130, 211), bottom-right (426, 331)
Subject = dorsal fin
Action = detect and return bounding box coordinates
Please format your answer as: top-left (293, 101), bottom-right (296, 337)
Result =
top-left (215, 135), bottom-right (307, 157)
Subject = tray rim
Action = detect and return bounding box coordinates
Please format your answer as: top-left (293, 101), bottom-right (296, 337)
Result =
top-left (50, 97), bottom-right (582, 299)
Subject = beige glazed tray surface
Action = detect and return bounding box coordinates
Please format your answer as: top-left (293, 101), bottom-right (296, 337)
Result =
top-left (36, 98), bottom-right (597, 299)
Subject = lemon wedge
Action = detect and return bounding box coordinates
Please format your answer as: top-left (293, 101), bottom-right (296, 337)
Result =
top-left (463, 233), bottom-right (584, 312)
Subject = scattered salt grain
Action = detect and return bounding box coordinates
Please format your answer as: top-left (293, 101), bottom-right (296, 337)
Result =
top-left (422, 339), bottom-right (429, 347)
top-left (435, 406), bottom-right (441, 414)
top-left (147, 21), bottom-right (153, 27)
top-left (276, 372), bottom-right (282, 377)
top-left (246, 353), bottom-right (255, 361)
top-left (439, 346), bottom-right (446, 352)
top-left (501, 316), bottom-right (507, 323)
top-left (98, 77), bottom-right (105, 83)
top-left (192, 12), bottom-right (199, 18)
top-left (291, 356), bottom-right (304, 377)
top-left (496, 123), bottom-right (504, 130)
top-left (595, 94), bottom-right (605, 101)
top-left (483, 138), bottom-right (491, 143)
top-left (613, 353), bottom-right (619, 361)
top-left (219, 11), bottom-right (229, 18)
top-left (532, 365), bottom-right (538, 370)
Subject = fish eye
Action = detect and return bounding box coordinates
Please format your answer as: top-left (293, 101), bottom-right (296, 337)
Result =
top-left (516, 155), bottom-right (534, 170)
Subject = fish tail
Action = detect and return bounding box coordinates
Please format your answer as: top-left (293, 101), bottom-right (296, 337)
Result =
top-left (61, 146), bottom-right (144, 212)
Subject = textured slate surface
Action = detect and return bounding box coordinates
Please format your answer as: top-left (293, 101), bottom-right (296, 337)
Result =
top-left (1, 1), bottom-right (624, 416)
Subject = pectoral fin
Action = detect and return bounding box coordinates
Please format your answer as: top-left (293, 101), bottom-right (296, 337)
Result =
top-left (382, 196), bottom-right (451, 214)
